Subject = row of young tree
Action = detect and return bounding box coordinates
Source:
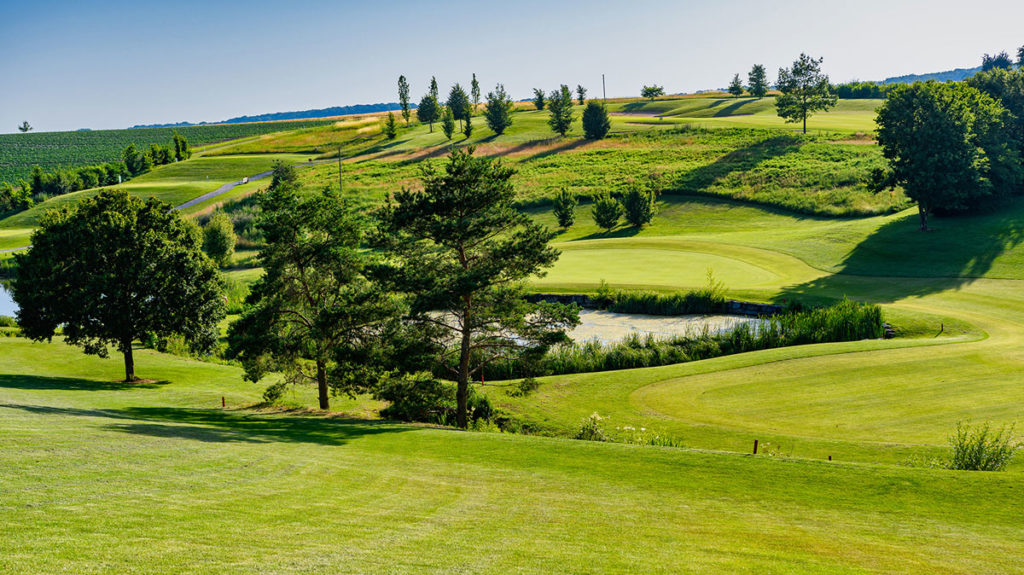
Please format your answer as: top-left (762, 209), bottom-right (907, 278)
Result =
top-left (0, 132), bottom-right (192, 214)
top-left (551, 186), bottom-right (657, 232)
top-left (12, 148), bottom-right (579, 429)
top-left (391, 75), bottom-right (613, 141)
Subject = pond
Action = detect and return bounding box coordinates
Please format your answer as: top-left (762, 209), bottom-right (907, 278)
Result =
top-left (0, 284), bottom-right (15, 317)
top-left (570, 309), bottom-right (759, 345)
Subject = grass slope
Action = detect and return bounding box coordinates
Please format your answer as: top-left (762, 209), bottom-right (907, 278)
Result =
top-left (0, 338), bottom-right (1021, 574)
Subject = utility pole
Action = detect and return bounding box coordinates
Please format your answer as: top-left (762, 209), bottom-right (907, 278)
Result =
top-left (602, 74), bottom-right (606, 103)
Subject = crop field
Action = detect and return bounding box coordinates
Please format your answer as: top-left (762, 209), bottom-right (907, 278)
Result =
top-left (0, 119), bottom-right (337, 185)
top-left (3, 92), bottom-right (1024, 573)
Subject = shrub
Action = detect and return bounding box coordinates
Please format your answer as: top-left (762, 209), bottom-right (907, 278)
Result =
top-left (621, 185), bottom-right (657, 227)
top-left (575, 413), bottom-right (608, 441)
top-left (0, 315), bottom-right (17, 328)
top-left (591, 192), bottom-right (623, 231)
top-left (262, 381), bottom-right (288, 404)
top-left (383, 112), bottom-right (398, 140)
top-left (582, 101), bottom-right (611, 140)
top-left (375, 373), bottom-right (493, 425)
top-left (375, 373), bottom-right (456, 423)
top-left (507, 376), bottom-right (540, 397)
top-left (202, 211), bottom-right (237, 267)
top-left (552, 188), bottom-right (577, 229)
top-left (945, 422), bottom-right (1018, 471)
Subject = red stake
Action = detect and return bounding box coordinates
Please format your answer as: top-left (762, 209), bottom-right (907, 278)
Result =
top-left (221, 396), bottom-right (225, 408)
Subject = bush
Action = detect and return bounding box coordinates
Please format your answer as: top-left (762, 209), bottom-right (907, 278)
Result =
top-left (0, 315), bottom-right (17, 328)
top-left (591, 192), bottom-right (623, 231)
top-left (945, 422), bottom-right (1018, 471)
top-left (507, 376), bottom-right (540, 397)
top-left (552, 188), bottom-right (577, 229)
top-left (582, 101), bottom-right (611, 140)
top-left (575, 413), bottom-right (608, 441)
top-left (202, 211), bottom-right (237, 267)
top-left (621, 185), bottom-right (657, 227)
top-left (374, 373), bottom-right (493, 425)
top-left (263, 381), bottom-right (288, 404)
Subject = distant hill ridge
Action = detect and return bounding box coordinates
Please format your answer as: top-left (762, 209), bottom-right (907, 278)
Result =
top-left (879, 66), bottom-right (983, 85)
top-left (131, 102), bottom-right (409, 129)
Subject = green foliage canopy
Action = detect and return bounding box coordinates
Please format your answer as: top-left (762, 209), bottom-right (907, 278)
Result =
top-left (747, 65), bottom-right (769, 99)
top-left (581, 101), bottom-right (611, 140)
top-left (547, 84), bottom-right (575, 136)
top-left (483, 84), bottom-right (514, 135)
top-left (374, 148), bottom-right (578, 427)
top-left (875, 81), bottom-right (1022, 230)
top-left (775, 53), bottom-right (837, 133)
top-left (12, 189), bottom-right (224, 381)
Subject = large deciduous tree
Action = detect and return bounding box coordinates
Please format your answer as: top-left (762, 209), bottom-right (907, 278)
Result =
top-left (547, 84), bottom-right (575, 136)
top-left (748, 64), bottom-right (769, 99)
top-left (13, 190), bottom-right (224, 381)
top-left (484, 84), bottom-right (514, 135)
top-left (398, 75), bottom-right (411, 125)
top-left (374, 148), bottom-right (578, 428)
top-left (875, 81), bottom-right (1022, 230)
top-left (775, 53), bottom-right (837, 133)
top-left (227, 163), bottom-right (402, 409)
top-left (967, 68), bottom-right (1024, 159)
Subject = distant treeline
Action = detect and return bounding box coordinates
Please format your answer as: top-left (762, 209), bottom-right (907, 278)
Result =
top-left (880, 66), bottom-right (983, 85)
top-left (0, 133), bottom-right (190, 214)
top-left (834, 82), bottom-right (897, 99)
top-left (133, 102), bottom-right (410, 128)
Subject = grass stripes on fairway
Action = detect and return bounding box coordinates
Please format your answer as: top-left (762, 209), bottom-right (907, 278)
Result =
top-left (0, 338), bottom-right (1021, 574)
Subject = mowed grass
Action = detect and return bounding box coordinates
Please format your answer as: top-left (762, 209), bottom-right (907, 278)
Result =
top-left (1, 337), bottom-right (1022, 574)
top-left (0, 154), bottom-right (309, 235)
top-left (610, 97), bottom-right (883, 133)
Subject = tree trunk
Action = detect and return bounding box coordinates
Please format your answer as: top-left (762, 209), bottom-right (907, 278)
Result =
top-left (918, 204), bottom-right (929, 231)
top-left (456, 323), bottom-right (471, 429)
top-left (122, 340), bottom-right (136, 382)
top-left (803, 114), bottom-right (807, 134)
top-left (316, 360), bottom-right (329, 410)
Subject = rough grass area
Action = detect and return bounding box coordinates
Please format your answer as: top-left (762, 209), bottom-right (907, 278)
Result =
top-left (287, 127), bottom-right (901, 217)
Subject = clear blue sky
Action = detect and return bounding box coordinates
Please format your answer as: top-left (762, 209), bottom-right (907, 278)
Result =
top-left (2, 0), bottom-right (1022, 133)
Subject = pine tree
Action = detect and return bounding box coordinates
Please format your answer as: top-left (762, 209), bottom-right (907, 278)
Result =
top-left (748, 64), bottom-right (769, 99)
top-left (430, 76), bottom-right (439, 100)
top-left (447, 83), bottom-right (471, 130)
top-left (417, 94), bottom-right (440, 132)
top-left (582, 101), bottom-right (611, 140)
top-left (463, 115), bottom-right (473, 138)
top-left (576, 85), bottom-right (587, 105)
top-left (384, 112), bottom-right (398, 140)
top-left (728, 74), bottom-right (744, 97)
top-left (776, 53), bottom-right (838, 133)
top-left (591, 192), bottom-right (623, 231)
top-left (532, 88), bottom-right (546, 110)
top-left (552, 188), bottom-right (577, 229)
top-left (622, 185), bottom-right (657, 227)
top-left (484, 84), bottom-right (514, 135)
top-left (441, 107), bottom-right (455, 140)
top-left (547, 85), bottom-right (575, 136)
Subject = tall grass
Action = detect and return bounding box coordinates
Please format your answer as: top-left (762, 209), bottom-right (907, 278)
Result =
top-left (601, 270), bottom-right (727, 315)
top-left (483, 299), bottom-right (884, 379)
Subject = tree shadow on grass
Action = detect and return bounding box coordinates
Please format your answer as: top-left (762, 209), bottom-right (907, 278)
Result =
top-left (0, 402), bottom-right (411, 446)
top-left (775, 203), bottom-right (1024, 305)
top-left (711, 99), bottom-right (754, 117)
top-left (0, 374), bottom-right (171, 392)
top-left (665, 134), bottom-right (803, 196)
